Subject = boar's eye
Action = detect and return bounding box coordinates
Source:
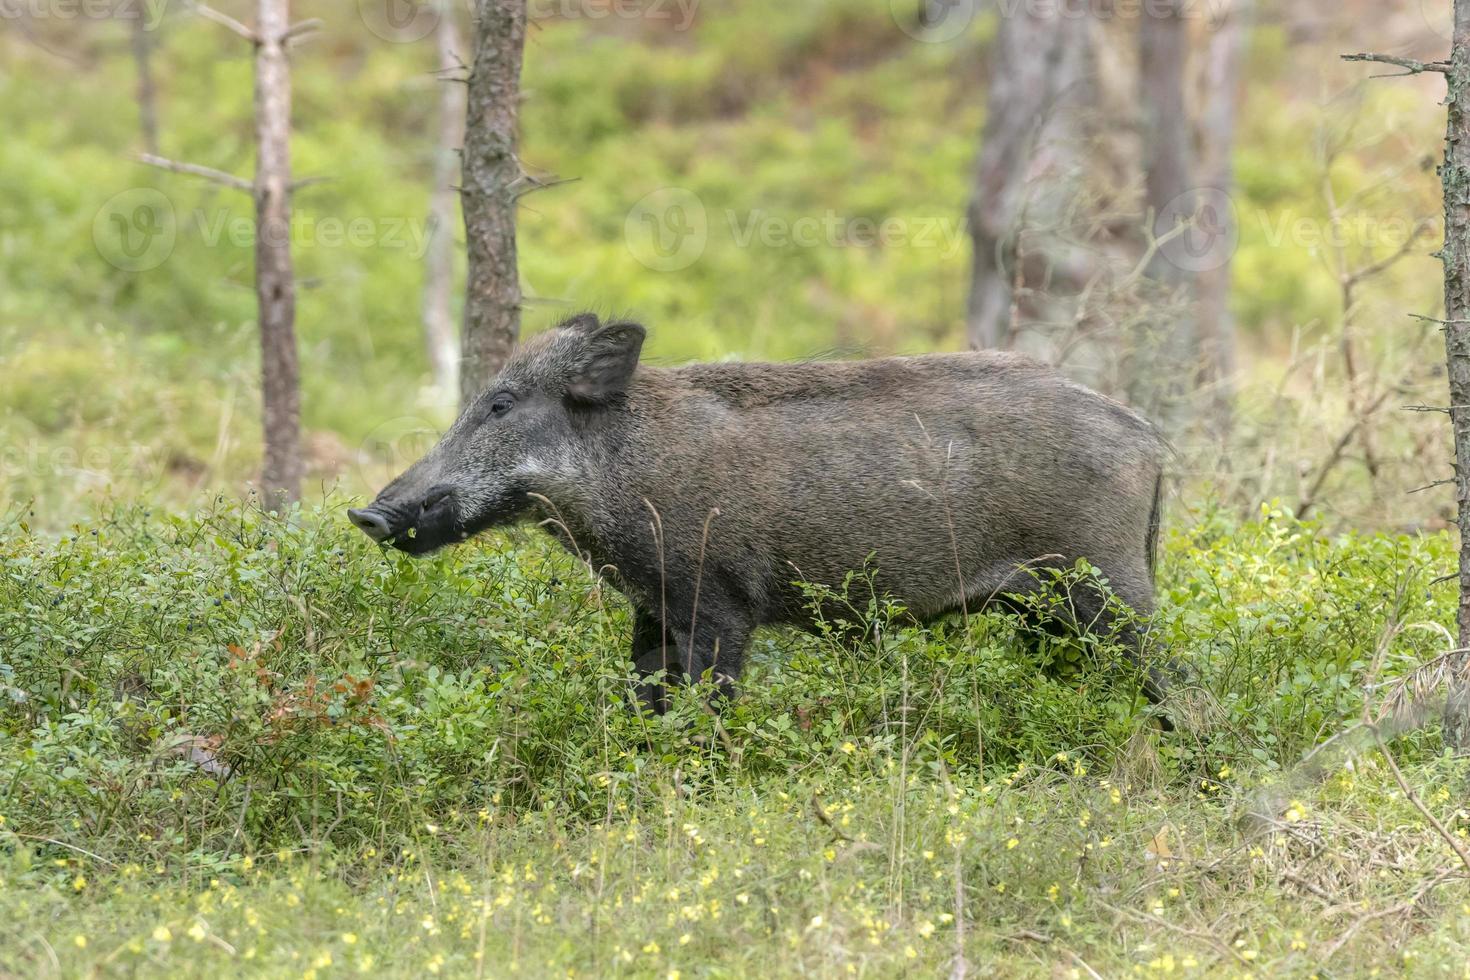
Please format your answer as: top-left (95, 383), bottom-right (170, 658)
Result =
top-left (489, 392), bottom-right (516, 418)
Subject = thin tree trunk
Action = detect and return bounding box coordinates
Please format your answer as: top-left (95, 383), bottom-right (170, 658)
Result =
top-left (1195, 0), bottom-right (1251, 439)
top-left (1441, 0), bottom-right (1470, 751)
top-left (254, 0), bottom-right (302, 505)
top-left (460, 0), bottom-right (526, 409)
top-left (1135, 0), bottom-right (1197, 427)
top-left (964, 3), bottom-right (1092, 350)
top-left (424, 0), bottom-right (465, 401)
top-left (130, 13), bottom-right (159, 155)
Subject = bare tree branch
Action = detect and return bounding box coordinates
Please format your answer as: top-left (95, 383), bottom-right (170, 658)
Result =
top-left (1342, 52), bottom-right (1450, 76)
top-left (186, 1), bottom-right (259, 43)
top-left (1351, 218), bottom-right (1435, 284)
top-left (290, 175), bottom-right (334, 192)
top-left (284, 18), bottom-right (323, 43)
top-left (510, 174), bottom-right (580, 201)
top-left (1297, 386), bottom-right (1397, 519)
top-left (137, 153), bottom-right (252, 193)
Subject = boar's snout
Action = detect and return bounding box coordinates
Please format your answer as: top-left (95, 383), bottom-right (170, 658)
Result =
top-left (346, 507), bottom-right (393, 541)
top-left (348, 484), bottom-right (459, 554)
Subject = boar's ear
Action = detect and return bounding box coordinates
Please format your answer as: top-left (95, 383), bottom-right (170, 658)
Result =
top-left (559, 312), bottom-right (601, 334)
top-left (566, 321), bottom-right (646, 404)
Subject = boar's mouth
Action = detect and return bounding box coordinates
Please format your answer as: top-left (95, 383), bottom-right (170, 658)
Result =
top-left (348, 485), bottom-right (463, 555)
top-left (349, 484), bottom-right (529, 555)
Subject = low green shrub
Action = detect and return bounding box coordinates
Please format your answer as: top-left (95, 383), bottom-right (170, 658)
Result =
top-left (0, 499), bottom-right (1451, 875)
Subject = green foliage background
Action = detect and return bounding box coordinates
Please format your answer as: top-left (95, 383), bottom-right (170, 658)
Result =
top-left (0, 1), bottom-right (1448, 522)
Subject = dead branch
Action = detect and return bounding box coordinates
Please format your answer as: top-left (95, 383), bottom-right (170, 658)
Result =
top-left (1095, 899), bottom-right (1248, 966)
top-left (186, 1), bottom-right (258, 43)
top-left (284, 18), bottom-right (322, 43)
top-left (137, 153), bottom-right (252, 193)
top-left (1297, 386), bottom-right (1396, 518)
top-left (1322, 868), bottom-right (1459, 960)
top-left (810, 794), bottom-right (855, 844)
top-left (510, 174), bottom-right (581, 201)
top-left (1341, 53), bottom-right (1450, 76)
top-left (1373, 729), bottom-right (1470, 876)
top-left (1351, 218), bottom-right (1434, 284)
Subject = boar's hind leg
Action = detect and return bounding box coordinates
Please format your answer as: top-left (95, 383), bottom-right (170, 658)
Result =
top-left (1063, 579), bottom-right (1188, 725)
top-left (990, 567), bottom-right (1186, 723)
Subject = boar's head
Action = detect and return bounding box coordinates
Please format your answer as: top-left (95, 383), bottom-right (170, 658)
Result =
top-left (348, 314), bottom-right (644, 554)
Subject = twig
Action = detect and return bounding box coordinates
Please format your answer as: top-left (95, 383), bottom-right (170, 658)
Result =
top-left (1373, 728), bottom-right (1470, 876)
top-left (1297, 386), bottom-right (1396, 518)
top-left (291, 175), bottom-right (335, 192)
top-left (284, 18), bottom-right (323, 43)
top-left (1095, 899), bottom-right (1248, 966)
top-left (810, 794), bottom-right (855, 843)
top-left (511, 175), bottom-right (581, 201)
top-left (1350, 218), bottom-right (1433, 283)
top-left (186, 1), bottom-right (258, 43)
top-left (1342, 52), bottom-right (1450, 77)
top-left (11, 834), bottom-right (117, 868)
top-left (1410, 313), bottom-right (1470, 327)
top-left (1063, 949), bottom-right (1105, 980)
top-left (1280, 870), bottom-right (1334, 901)
top-left (138, 154), bottom-right (252, 193)
top-left (1322, 868), bottom-right (1458, 960)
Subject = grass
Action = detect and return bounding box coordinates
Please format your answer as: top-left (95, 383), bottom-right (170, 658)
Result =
top-left (1, 499), bottom-right (1467, 976)
top-left (10, 762), bottom-right (1470, 978)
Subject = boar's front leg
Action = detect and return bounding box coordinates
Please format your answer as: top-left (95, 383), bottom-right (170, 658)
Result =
top-left (628, 605), bottom-right (753, 715)
top-left (679, 606), bottom-right (753, 705)
top-left (630, 607), bottom-right (676, 715)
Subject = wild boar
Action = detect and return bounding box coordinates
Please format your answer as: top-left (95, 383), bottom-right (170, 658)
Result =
top-left (349, 313), bottom-right (1178, 715)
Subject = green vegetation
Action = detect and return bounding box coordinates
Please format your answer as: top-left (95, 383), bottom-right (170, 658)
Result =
top-left (0, 502), bottom-right (1466, 975)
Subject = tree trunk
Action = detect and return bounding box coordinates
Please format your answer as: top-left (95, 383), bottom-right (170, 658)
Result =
top-left (1441, 0), bottom-right (1470, 751)
top-left (254, 0), bottom-right (303, 506)
top-left (459, 0), bottom-right (527, 410)
top-left (964, 3), bottom-right (1093, 350)
top-left (1134, 0), bottom-right (1197, 428)
top-left (1194, 0), bottom-right (1251, 439)
top-left (130, 13), bottom-right (159, 155)
top-left (424, 0), bottom-right (465, 402)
